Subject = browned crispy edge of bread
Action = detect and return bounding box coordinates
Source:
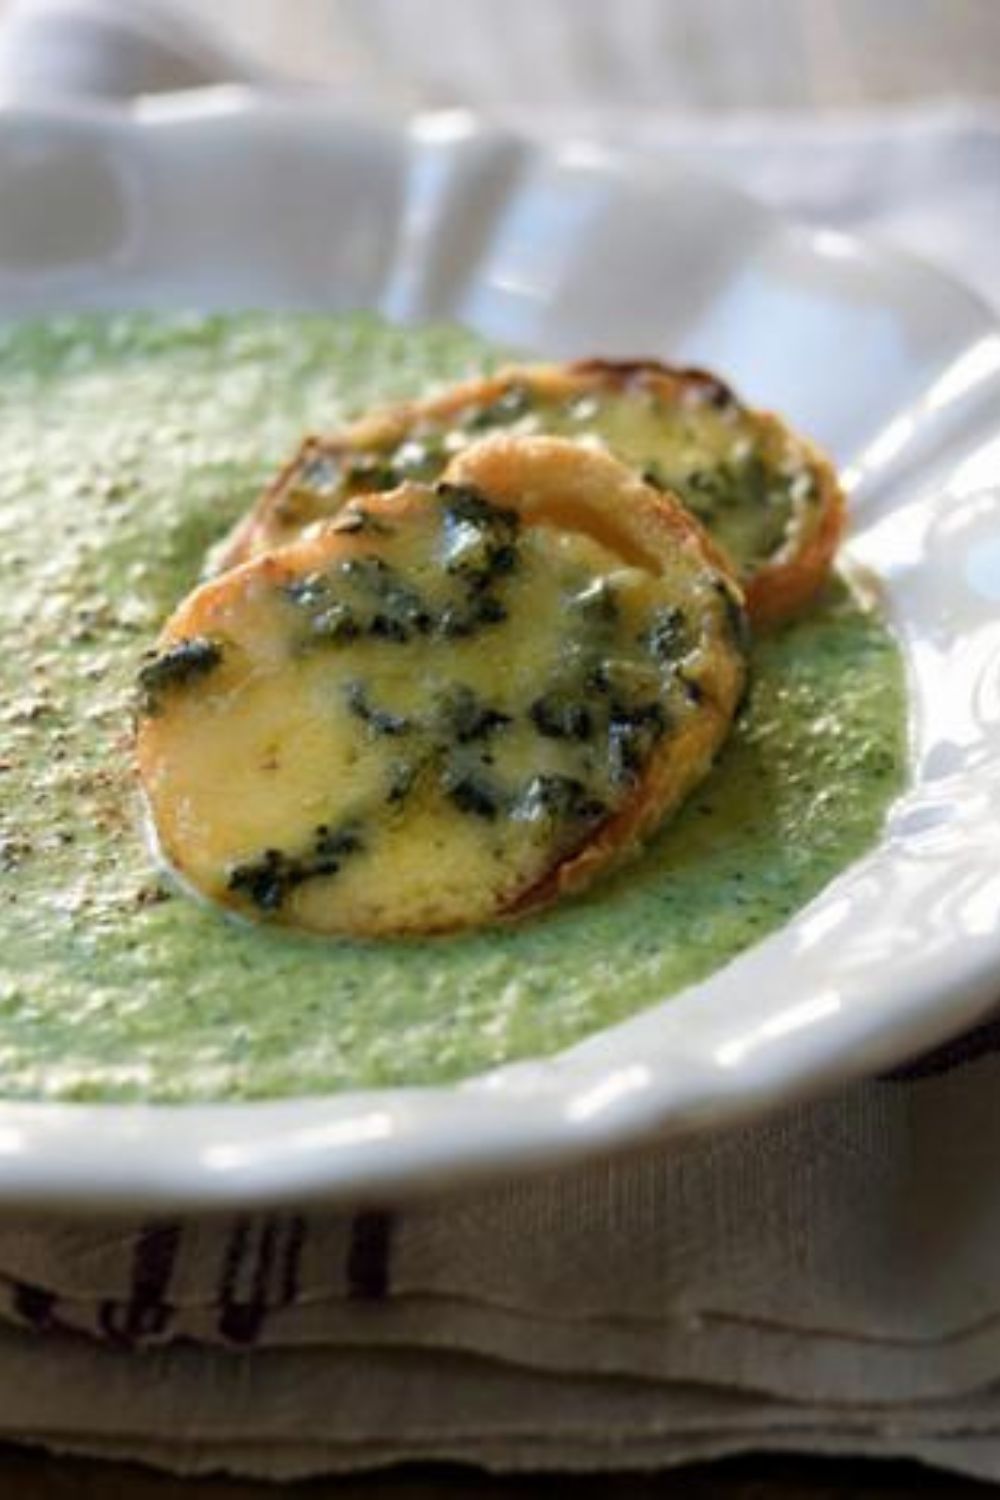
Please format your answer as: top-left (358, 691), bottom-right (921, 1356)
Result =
top-left (147, 445), bottom-right (746, 937)
top-left (216, 358), bottom-right (843, 628)
top-left (440, 436), bottom-right (747, 928)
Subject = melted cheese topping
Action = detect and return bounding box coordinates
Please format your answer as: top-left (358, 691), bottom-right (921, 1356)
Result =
top-left (223, 365), bottom-right (827, 592)
top-left (137, 456), bottom-right (746, 937)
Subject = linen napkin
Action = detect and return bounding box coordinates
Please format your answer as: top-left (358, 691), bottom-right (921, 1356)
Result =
top-left (5, 1047), bottom-right (1000, 1479)
top-left (1, 0), bottom-right (999, 1481)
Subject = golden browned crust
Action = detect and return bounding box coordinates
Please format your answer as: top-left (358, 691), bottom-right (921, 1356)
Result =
top-left (139, 439), bottom-right (746, 938)
top-left (552, 362), bottom-right (845, 629)
top-left (435, 436), bottom-right (746, 922)
top-left (215, 358), bottom-right (844, 629)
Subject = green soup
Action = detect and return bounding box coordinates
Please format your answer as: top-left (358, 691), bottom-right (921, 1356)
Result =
top-left (0, 314), bottom-right (905, 1101)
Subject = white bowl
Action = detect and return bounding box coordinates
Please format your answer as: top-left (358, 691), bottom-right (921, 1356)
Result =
top-left (1, 89), bottom-right (998, 1210)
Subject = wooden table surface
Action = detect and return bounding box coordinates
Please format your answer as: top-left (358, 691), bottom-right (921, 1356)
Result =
top-left (0, 1450), bottom-right (991, 1498)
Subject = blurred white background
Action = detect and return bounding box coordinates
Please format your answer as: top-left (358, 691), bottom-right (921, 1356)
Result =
top-left (0, 0), bottom-right (995, 307)
top-left (167, 0), bottom-right (999, 111)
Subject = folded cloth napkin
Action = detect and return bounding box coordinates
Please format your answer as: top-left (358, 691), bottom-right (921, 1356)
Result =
top-left (5, 1048), bottom-right (1000, 1479)
top-left (1, 0), bottom-right (999, 1482)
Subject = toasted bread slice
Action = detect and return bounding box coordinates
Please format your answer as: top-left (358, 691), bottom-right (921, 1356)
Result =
top-left (217, 359), bottom-right (843, 626)
top-left (137, 438), bottom-right (746, 938)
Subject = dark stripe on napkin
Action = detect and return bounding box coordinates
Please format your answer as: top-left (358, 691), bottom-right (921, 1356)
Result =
top-left (98, 1220), bottom-right (181, 1344)
top-left (11, 1280), bottom-right (58, 1333)
top-left (218, 1215), bottom-right (310, 1344)
top-left (346, 1211), bottom-right (394, 1300)
top-left (281, 1214), bottom-right (307, 1305)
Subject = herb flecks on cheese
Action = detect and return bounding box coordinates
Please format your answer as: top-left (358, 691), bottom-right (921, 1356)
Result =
top-left (137, 440), bottom-right (747, 937)
top-left (0, 311), bottom-right (904, 1102)
top-left (136, 636), bottom-right (223, 717)
top-left (220, 361), bottom-right (843, 627)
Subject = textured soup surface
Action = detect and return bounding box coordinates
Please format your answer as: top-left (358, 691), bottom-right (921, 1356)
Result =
top-left (0, 314), bottom-right (905, 1102)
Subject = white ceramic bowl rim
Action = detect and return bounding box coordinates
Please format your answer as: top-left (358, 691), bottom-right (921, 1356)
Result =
top-left (0, 88), bottom-right (998, 1209)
